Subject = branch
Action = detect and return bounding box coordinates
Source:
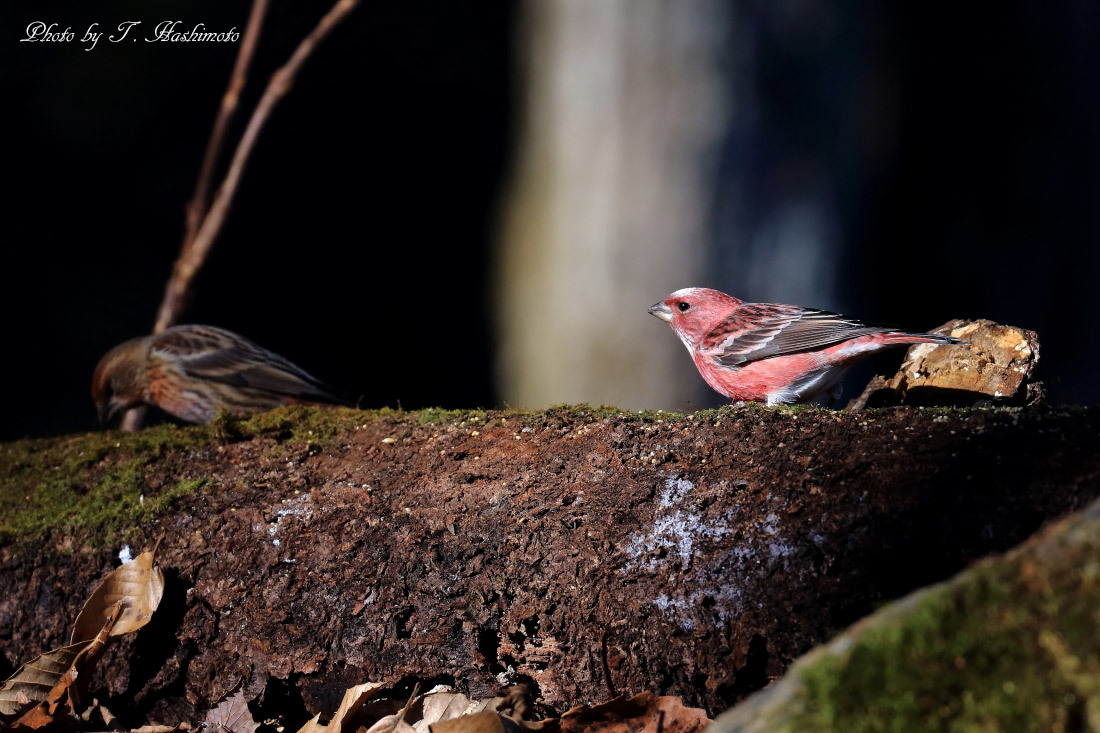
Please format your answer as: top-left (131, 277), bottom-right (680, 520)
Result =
top-left (122, 2), bottom-right (271, 435)
top-left (153, 0), bottom-right (360, 334)
top-left (182, 0), bottom-right (270, 250)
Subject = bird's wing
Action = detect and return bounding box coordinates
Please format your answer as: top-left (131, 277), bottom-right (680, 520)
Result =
top-left (151, 326), bottom-right (354, 404)
top-left (701, 303), bottom-right (900, 367)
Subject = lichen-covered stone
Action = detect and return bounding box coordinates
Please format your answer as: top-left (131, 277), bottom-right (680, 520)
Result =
top-left (712, 495), bottom-right (1100, 732)
top-left (849, 319), bottom-right (1041, 409)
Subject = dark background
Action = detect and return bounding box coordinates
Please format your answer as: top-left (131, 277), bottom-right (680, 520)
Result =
top-left (2, 0), bottom-right (1098, 441)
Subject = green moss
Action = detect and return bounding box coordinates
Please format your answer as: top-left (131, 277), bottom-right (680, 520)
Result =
top-left (541, 404), bottom-right (683, 424)
top-left (771, 511), bottom-right (1100, 732)
top-left (412, 404), bottom-right (684, 427)
top-left (141, 477), bottom-right (209, 517)
top-left (686, 404), bottom-right (761, 421)
top-left (772, 403), bottom-right (828, 414)
top-left (0, 423), bottom-right (216, 543)
top-left (415, 407), bottom-right (489, 426)
top-left (233, 405), bottom-right (385, 444)
top-left (0, 406), bottom-right (383, 544)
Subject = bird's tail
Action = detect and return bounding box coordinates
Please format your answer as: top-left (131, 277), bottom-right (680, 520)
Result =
top-left (882, 332), bottom-right (969, 346)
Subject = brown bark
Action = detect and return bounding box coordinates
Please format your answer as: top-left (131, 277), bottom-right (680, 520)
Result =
top-left (1, 406), bottom-right (1098, 725)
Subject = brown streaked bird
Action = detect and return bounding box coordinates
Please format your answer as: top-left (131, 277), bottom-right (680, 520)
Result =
top-left (92, 325), bottom-right (355, 426)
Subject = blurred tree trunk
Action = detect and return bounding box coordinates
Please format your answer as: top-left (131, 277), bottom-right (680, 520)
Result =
top-left (496, 0), bottom-right (730, 411)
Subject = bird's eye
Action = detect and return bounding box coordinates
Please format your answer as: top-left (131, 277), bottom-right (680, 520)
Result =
top-left (677, 301), bottom-right (691, 312)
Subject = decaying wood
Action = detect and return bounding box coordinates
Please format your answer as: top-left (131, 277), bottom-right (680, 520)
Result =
top-left (1, 406), bottom-right (1098, 723)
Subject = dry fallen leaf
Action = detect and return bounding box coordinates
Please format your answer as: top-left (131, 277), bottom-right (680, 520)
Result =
top-left (11, 602), bottom-right (124, 728)
top-left (205, 689), bottom-right (259, 733)
top-left (430, 710), bottom-right (506, 733)
top-left (293, 683), bottom-right (385, 733)
top-left (402, 685), bottom-right (547, 733)
top-left (71, 549), bottom-right (165, 643)
top-left (0, 642), bottom-right (89, 715)
top-left (366, 683), bottom-right (420, 733)
top-left (355, 699), bottom-right (408, 730)
top-left (365, 715), bottom-right (417, 733)
top-left (413, 690), bottom-right (476, 731)
top-left (332, 682), bottom-right (385, 731)
top-left (300, 683), bottom-right (552, 733)
top-left (559, 692), bottom-right (708, 733)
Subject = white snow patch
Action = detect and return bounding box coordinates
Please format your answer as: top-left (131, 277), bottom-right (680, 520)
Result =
top-left (118, 545), bottom-right (133, 564)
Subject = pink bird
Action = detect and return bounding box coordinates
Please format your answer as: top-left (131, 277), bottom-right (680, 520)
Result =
top-left (649, 287), bottom-right (966, 405)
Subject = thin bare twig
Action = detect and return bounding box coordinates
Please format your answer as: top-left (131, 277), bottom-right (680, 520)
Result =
top-left (122, 1), bottom-right (269, 434)
top-left (183, 0), bottom-right (270, 249)
top-left (122, 0), bottom-right (357, 432)
top-left (154, 0), bottom-right (360, 334)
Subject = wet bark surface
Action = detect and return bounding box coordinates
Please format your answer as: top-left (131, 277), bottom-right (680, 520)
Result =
top-left (1, 405), bottom-right (1098, 725)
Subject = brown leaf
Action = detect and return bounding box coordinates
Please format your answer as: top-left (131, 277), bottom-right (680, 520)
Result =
top-left (329, 685), bottom-right (548, 733)
top-left (412, 687), bottom-right (547, 733)
top-left (71, 550), bottom-right (165, 643)
top-left (559, 692), bottom-right (708, 733)
top-left (411, 691), bottom-right (476, 732)
top-left (205, 689), bottom-right (259, 733)
top-left (0, 642), bottom-right (89, 715)
top-left (60, 601), bottom-right (126, 712)
top-left (365, 683), bottom-right (420, 733)
top-left (429, 710), bottom-right (506, 733)
top-left (292, 683), bottom-right (385, 733)
top-left (364, 717), bottom-right (416, 733)
top-left (332, 682), bottom-right (385, 731)
top-left (354, 700), bottom-right (407, 731)
top-left (10, 600), bottom-right (126, 727)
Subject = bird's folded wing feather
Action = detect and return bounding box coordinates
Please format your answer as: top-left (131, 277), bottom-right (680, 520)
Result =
top-left (701, 304), bottom-right (900, 367)
top-left (151, 326), bottom-right (352, 403)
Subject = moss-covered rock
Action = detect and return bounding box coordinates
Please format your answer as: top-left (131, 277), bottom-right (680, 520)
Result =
top-left (712, 496), bottom-right (1100, 732)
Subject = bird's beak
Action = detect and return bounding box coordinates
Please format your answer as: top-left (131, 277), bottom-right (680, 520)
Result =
top-left (648, 302), bottom-right (673, 323)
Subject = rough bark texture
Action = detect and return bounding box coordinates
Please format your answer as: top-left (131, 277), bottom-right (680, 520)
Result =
top-left (0, 405), bottom-right (1098, 726)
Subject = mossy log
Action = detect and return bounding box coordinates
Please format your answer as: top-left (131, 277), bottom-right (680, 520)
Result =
top-left (712, 494), bottom-right (1100, 731)
top-left (0, 405), bottom-right (1098, 724)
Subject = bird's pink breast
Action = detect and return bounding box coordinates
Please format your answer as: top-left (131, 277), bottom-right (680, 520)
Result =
top-left (693, 352), bottom-right (823, 401)
top-left (692, 335), bottom-right (895, 402)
